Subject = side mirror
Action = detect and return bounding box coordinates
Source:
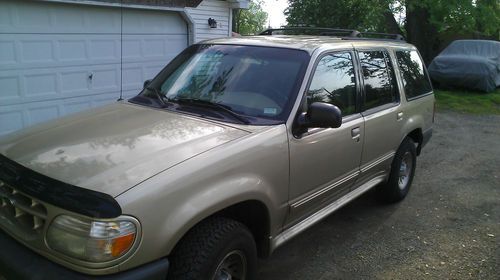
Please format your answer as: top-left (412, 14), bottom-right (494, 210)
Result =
top-left (143, 79), bottom-right (152, 89)
top-left (297, 102), bottom-right (342, 129)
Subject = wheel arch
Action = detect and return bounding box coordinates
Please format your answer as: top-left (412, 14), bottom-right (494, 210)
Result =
top-left (169, 199), bottom-right (273, 259)
top-left (406, 128), bottom-right (423, 155)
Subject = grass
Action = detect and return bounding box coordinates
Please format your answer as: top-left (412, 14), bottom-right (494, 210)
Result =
top-left (434, 88), bottom-right (500, 115)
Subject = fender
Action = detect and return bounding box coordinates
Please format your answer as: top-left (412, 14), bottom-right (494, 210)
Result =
top-left (115, 125), bottom-right (290, 271)
top-left (400, 113), bottom-right (424, 145)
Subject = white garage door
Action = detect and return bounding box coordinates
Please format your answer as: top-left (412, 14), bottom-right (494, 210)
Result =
top-left (0, 0), bottom-right (188, 136)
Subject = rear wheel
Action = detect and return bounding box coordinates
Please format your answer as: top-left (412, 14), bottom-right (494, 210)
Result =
top-left (168, 217), bottom-right (257, 280)
top-left (377, 137), bottom-right (417, 203)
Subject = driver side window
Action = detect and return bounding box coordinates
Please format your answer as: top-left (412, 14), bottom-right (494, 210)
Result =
top-left (307, 52), bottom-right (357, 116)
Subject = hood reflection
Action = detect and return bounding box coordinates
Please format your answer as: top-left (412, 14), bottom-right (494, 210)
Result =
top-left (1, 103), bottom-right (249, 197)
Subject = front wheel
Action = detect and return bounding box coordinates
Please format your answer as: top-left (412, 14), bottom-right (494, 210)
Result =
top-left (168, 217), bottom-right (257, 280)
top-left (377, 137), bottom-right (417, 203)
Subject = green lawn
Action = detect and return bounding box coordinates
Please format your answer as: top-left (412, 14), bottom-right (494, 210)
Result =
top-left (434, 88), bottom-right (500, 115)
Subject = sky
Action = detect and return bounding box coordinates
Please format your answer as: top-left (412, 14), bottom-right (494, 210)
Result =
top-left (261, 0), bottom-right (288, 28)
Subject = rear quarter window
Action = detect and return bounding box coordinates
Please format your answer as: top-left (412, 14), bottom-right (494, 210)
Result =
top-left (396, 50), bottom-right (432, 99)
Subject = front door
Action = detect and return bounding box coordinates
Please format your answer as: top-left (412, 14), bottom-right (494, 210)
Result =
top-left (286, 51), bottom-right (364, 226)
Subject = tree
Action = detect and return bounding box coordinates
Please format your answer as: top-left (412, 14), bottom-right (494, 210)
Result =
top-left (233, 0), bottom-right (268, 35)
top-left (285, 0), bottom-right (387, 32)
top-left (285, 0), bottom-right (500, 63)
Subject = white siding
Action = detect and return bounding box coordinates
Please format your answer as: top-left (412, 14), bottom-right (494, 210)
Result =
top-left (186, 0), bottom-right (232, 43)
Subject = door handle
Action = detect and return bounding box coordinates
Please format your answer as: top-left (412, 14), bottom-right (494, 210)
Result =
top-left (351, 127), bottom-right (361, 142)
top-left (397, 112), bottom-right (404, 121)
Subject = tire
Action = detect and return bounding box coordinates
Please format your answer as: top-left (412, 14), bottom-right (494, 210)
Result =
top-left (377, 137), bottom-right (417, 203)
top-left (168, 217), bottom-right (257, 280)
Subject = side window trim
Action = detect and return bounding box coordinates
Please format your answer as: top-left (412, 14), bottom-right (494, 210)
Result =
top-left (354, 47), bottom-right (401, 115)
top-left (303, 49), bottom-right (361, 117)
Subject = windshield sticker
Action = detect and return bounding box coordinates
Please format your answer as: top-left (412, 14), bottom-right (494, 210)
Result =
top-left (263, 108), bottom-right (278, 115)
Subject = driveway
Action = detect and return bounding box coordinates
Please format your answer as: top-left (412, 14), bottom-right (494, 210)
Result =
top-left (258, 112), bottom-right (500, 279)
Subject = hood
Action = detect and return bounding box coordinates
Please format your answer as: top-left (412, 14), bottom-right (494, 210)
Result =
top-left (0, 102), bottom-right (249, 197)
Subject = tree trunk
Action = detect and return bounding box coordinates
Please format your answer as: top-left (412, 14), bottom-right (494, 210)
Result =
top-left (232, 9), bottom-right (241, 33)
top-left (405, 1), bottom-right (440, 65)
top-left (383, 8), bottom-right (403, 35)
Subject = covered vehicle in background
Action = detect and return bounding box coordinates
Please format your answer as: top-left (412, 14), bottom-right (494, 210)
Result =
top-left (428, 40), bottom-right (500, 92)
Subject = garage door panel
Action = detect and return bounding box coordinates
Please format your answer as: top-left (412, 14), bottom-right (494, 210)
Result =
top-left (121, 63), bottom-right (168, 99)
top-left (0, 0), bottom-right (121, 34)
top-left (121, 62), bottom-right (168, 99)
top-left (21, 40), bottom-right (55, 63)
top-left (61, 92), bottom-right (119, 112)
top-left (59, 40), bottom-right (87, 61)
top-left (0, 41), bottom-right (17, 65)
top-left (0, 91), bottom-right (120, 135)
top-left (0, 75), bottom-right (19, 100)
top-left (123, 34), bottom-right (186, 62)
top-left (122, 10), bottom-right (188, 34)
top-left (0, 34), bottom-right (121, 70)
top-left (122, 67), bottom-right (143, 89)
top-left (29, 105), bottom-right (61, 126)
top-left (0, 63), bottom-right (121, 106)
top-left (25, 73), bottom-right (58, 97)
top-left (0, 110), bottom-right (24, 135)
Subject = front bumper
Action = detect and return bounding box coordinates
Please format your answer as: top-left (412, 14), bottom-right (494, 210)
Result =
top-left (0, 230), bottom-right (169, 280)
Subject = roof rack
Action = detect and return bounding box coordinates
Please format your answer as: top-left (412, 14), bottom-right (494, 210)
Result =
top-left (358, 32), bottom-right (405, 41)
top-left (259, 27), bottom-right (405, 41)
top-left (260, 27), bottom-right (360, 37)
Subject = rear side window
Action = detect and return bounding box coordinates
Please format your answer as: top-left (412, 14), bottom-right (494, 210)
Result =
top-left (307, 52), bottom-right (357, 116)
top-left (396, 50), bottom-right (432, 99)
top-left (358, 51), bottom-right (398, 111)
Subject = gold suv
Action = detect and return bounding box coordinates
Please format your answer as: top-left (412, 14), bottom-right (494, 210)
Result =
top-left (0, 28), bottom-right (434, 280)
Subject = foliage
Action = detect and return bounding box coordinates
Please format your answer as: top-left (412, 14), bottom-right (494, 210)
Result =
top-left (233, 0), bottom-right (268, 35)
top-left (414, 0), bottom-right (500, 37)
top-left (435, 89), bottom-right (500, 115)
top-left (285, 0), bottom-right (499, 38)
top-left (285, 0), bottom-right (387, 32)
top-left (285, 0), bottom-right (499, 64)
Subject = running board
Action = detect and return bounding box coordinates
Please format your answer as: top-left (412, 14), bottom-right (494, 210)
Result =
top-left (270, 175), bottom-right (385, 251)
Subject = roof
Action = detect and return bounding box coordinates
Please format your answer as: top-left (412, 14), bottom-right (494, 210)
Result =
top-left (203, 35), bottom-right (415, 54)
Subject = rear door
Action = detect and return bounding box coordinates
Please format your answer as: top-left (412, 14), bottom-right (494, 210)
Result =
top-left (355, 49), bottom-right (404, 187)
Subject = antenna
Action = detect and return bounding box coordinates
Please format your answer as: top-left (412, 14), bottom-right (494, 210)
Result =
top-left (117, 0), bottom-right (124, 101)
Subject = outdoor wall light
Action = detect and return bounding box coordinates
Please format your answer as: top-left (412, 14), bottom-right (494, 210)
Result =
top-left (208, 18), bottom-right (217, 28)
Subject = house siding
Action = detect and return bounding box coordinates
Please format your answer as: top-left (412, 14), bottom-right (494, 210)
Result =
top-left (186, 0), bottom-right (232, 43)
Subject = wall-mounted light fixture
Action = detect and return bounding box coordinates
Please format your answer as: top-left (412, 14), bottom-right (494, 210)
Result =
top-left (208, 18), bottom-right (217, 28)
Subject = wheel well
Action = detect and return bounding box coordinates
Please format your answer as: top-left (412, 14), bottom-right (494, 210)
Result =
top-left (407, 128), bottom-right (423, 155)
top-left (214, 200), bottom-right (271, 258)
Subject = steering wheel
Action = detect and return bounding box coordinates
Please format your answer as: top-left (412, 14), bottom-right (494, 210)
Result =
top-left (260, 86), bottom-right (288, 106)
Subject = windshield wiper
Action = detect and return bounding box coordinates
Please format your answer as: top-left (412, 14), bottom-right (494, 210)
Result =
top-left (146, 87), bottom-right (169, 108)
top-left (172, 98), bottom-right (250, 124)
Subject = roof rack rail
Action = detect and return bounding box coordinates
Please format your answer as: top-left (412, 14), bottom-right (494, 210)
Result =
top-left (260, 27), bottom-right (360, 37)
top-left (358, 32), bottom-right (405, 41)
top-left (259, 27), bottom-right (405, 41)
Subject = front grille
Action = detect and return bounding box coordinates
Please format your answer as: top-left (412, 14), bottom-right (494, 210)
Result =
top-left (0, 180), bottom-right (47, 240)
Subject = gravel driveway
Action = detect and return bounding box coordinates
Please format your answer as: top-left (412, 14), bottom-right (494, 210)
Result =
top-left (258, 112), bottom-right (500, 280)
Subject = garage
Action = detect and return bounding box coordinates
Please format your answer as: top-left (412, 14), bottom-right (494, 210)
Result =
top-left (0, 0), bottom-right (189, 135)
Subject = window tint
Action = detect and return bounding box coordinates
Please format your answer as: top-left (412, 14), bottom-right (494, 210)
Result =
top-left (359, 51), bottom-right (398, 110)
top-left (307, 52), bottom-right (356, 116)
top-left (396, 50), bottom-right (432, 99)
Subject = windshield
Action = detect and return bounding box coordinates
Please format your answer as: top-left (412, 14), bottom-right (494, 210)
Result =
top-left (130, 44), bottom-right (310, 125)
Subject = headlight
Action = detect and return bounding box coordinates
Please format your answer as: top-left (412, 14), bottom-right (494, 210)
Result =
top-left (46, 215), bottom-right (137, 263)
